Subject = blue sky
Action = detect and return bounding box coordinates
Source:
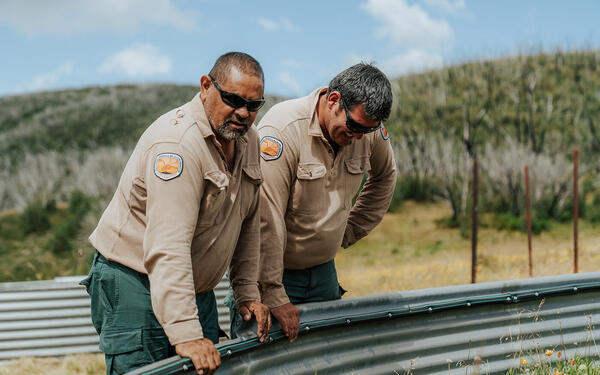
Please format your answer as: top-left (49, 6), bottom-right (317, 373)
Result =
top-left (1, 0), bottom-right (598, 98)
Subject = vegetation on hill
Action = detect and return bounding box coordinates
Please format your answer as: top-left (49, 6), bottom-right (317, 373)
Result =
top-left (387, 49), bottom-right (600, 231)
top-left (1, 49), bottom-right (600, 280)
top-left (0, 84), bottom-right (283, 210)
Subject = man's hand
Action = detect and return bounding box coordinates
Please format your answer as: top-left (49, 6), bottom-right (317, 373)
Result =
top-left (271, 302), bottom-right (299, 343)
top-left (175, 338), bottom-right (221, 375)
top-left (238, 301), bottom-right (271, 342)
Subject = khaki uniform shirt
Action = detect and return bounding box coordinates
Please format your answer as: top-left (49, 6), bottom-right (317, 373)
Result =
top-left (89, 93), bottom-right (262, 345)
top-left (257, 88), bottom-right (396, 308)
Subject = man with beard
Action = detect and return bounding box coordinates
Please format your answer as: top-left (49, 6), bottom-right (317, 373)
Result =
top-left (81, 52), bottom-right (270, 375)
top-left (256, 63), bottom-right (396, 343)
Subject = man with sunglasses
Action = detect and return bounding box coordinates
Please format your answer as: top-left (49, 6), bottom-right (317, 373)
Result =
top-left (255, 63), bottom-right (396, 343)
top-left (82, 52), bottom-right (270, 375)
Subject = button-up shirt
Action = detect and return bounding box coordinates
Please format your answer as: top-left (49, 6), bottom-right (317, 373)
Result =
top-left (89, 93), bottom-right (262, 345)
top-left (257, 88), bottom-right (396, 308)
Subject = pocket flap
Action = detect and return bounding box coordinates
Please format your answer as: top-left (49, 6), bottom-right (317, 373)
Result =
top-left (204, 170), bottom-right (229, 190)
top-left (297, 163), bottom-right (327, 180)
top-left (345, 157), bottom-right (371, 174)
top-left (99, 329), bottom-right (142, 355)
top-left (242, 164), bottom-right (263, 185)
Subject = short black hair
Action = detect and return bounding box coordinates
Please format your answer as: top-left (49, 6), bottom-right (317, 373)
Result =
top-left (327, 63), bottom-right (392, 122)
top-left (209, 52), bottom-right (264, 85)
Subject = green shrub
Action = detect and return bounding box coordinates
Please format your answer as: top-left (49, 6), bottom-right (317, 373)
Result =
top-left (491, 213), bottom-right (550, 234)
top-left (46, 218), bottom-right (79, 254)
top-left (21, 198), bottom-right (52, 234)
top-left (68, 190), bottom-right (90, 217)
top-left (396, 174), bottom-right (440, 203)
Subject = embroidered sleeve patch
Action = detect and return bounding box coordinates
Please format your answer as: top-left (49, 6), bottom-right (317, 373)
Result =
top-left (381, 125), bottom-right (390, 140)
top-left (260, 136), bottom-right (283, 161)
top-left (154, 153), bottom-right (183, 180)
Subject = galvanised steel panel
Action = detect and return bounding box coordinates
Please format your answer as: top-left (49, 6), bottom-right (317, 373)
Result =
top-left (0, 317), bottom-right (93, 331)
top-left (0, 307), bottom-right (92, 321)
top-left (0, 274), bottom-right (232, 361)
top-left (128, 273), bottom-right (600, 375)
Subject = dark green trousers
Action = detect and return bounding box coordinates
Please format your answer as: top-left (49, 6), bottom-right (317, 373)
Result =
top-left (226, 259), bottom-right (346, 338)
top-left (81, 252), bottom-right (219, 375)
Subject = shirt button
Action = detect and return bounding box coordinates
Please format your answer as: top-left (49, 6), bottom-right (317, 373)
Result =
top-left (176, 109), bottom-right (185, 118)
top-left (170, 119), bottom-right (178, 126)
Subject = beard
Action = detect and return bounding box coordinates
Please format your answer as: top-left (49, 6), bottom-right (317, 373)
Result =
top-left (215, 116), bottom-right (250, 141)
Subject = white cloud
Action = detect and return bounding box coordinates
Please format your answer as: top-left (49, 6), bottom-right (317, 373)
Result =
top-left (423, 0), bottom-right (466, 15)
top-left (0, 0), bottom-right (196, 36)
top-left (99, 44), bottom-right (171, 77)
top-left (379, 50), bottom-right (444, 77)
top-left (16, 61), bottom-right (73, 93)
top-left (257, 17), bottom-right (298, 32)
top-left (278, 71), bottom-right (302, 96)
top-left (361, 0), bottom-right (453, 49)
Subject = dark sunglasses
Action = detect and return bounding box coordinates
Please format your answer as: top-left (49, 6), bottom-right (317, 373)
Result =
top-left (208, 75), bottom-right (265, 112)
top-left (341, 99), bottom-right (382, 134)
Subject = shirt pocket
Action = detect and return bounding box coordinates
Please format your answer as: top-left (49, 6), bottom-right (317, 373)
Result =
top-left (291, 162), bottom-right (327, 214)
top-left (240, 164), bottom-right (263, 217)
top-left (344, 156), bottom-right (371, 209)
top-left (196, 170), bottom-right (229, 227)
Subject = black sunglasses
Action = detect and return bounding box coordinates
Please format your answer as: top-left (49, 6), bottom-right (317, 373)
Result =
top-left (208, 75), bottom-right (265, 112)
top-left (341, 99), bottom-right (382, 134)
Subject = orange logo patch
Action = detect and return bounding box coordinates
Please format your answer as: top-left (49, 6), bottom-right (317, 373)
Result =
top-left (381, 125), bottom-right (390, 140)
top-left (154, 153), bottom-right (183, 180)
top-left (157, 156), bottom-right (180, 174)
top-left (260, 136), bottom-right (283, 161)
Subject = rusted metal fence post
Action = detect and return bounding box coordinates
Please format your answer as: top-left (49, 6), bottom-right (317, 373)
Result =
top-left (525, 166), bottom-right (533, 277)
top-left (471, 159), bottom-right (478, 284)
top-left (573, 149), bottom-right (579, 274)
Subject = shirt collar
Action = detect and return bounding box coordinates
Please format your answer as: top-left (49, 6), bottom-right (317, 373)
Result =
top-left (307, 87), bottom-right (328, 137)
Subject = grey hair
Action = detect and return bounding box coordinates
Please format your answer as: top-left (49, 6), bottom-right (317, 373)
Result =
top-left (327, 63), bottom-right (392, 121)
top-left (209, 52), bottom-right (264, 84)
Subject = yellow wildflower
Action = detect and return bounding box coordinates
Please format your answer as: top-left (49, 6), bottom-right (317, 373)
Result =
top-left (554, 371), bottom-right (563, 375)
top-left (545, 349), bottom-right (554, 356)
top-left (520, 358), bottom-right (528, 366)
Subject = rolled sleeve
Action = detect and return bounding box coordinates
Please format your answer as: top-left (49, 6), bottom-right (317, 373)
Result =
top-left (343, 129), bottom-right (396, 248)
top-left (257, 126), bottom-right (296, 308)
top-left (142, 142), bottom-right (205, 344)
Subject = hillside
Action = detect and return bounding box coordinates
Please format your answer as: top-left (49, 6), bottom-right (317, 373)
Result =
top-left (0, 85), bottom-right (284, 210)
top-left (387, 49), bottom-right (600, 224)
top-left (2, 49), bottom-right (600, 282)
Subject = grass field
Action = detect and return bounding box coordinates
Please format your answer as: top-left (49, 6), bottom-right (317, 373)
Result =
top-left (337, 201), bottom-right (600, 297)
top-left (1, 201), bottom-right (598, 374)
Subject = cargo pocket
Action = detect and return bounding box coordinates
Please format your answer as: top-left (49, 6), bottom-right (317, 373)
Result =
top-left (79, 274), bottom-right (92, 294)
top-left (291, 162), bottom-right (327, 214)
top-left (101, 330), bottom-right (149, 375)
top-left (196, 170), bottom-right (229, 227)
top-left (86, 265), bottom-right (119, 334)
top-left (344, 157), bottom-right (371, 209)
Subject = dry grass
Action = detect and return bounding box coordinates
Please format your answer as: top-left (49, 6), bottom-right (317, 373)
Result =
top-left (0, 354), bottom-right (105, 375)
top-left (336, 200), bottom-right (600, 297)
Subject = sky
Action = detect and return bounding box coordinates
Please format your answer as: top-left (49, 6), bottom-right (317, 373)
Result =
top-left (0, 0), bottom-right (599, 98)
